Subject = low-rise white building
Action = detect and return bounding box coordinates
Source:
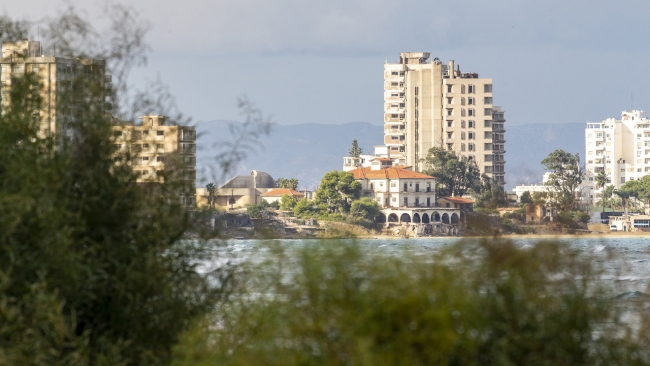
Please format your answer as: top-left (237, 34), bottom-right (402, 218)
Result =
top-left (513, 172), bottom-right (594, 211)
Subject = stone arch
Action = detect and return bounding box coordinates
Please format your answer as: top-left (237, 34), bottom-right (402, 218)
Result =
top-left (421, 213), bottom-right (430, 223)
top-left (388, 213), bottom-right (399, 222)
top-left (413, 213), bottom-right (421, 223)
top-left (377, 213), bottom-right (387, 223)
top-left (433, 212), bottom-right (441, 222)
top-left (442, 213), bottom-right (450, 224)
top-left (400, 213), bottom-right (411, 223)
top-left (451, 213), bottom-right (459, 224)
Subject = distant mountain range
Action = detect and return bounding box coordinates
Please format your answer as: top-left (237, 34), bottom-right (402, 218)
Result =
top-left (195, 120), bottom-right (586, 191)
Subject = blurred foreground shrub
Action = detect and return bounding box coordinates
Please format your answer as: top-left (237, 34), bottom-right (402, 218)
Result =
top-left (0, 8), bottom-right (228, 365)
top-left (172, 240), bottom-right (650, 365)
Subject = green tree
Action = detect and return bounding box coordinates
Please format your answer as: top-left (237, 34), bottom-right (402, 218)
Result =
top-left (349, 197), bottom-right (382, 221)
top-left (172, 240), bottom-right (650, 365)
top-left (293, 198), bottom-right (324, 218)
top-left (541, 150), bottom-right (584, 212)
top-left (205, 182), bottom-right (217, 208)
top-left (598, 185), bottom-right (615, 210)
top-left (620, 176), bottom-right (650, 211)
top-left (520, 190), bottom-right (533, 205)
top-left (279, 195), bottom-right (298, 210)
top-left (421, 147), bottom-right (482, 198)
top-left (595, 171), bottom-right (609, 212)
top-left (348, 139), bottom-right (363, 158)
top-left (247, 204), bottom-right (263, 218)
top-left (532, 191), bottom-right (548, 205)
top-left (314, 171), bottom-right (361, 214)
top-left (0, 8), bottom-right (233, 365)
top-left (276, 177), bottom-right (299, 190)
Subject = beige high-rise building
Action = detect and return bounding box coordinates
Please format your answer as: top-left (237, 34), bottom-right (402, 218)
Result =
top-left (0, 39), bottom-right (111, 139)
top-left (113, 115), bottom-right (197, 208)
top-left (383, 52), bottom-right (506, 185)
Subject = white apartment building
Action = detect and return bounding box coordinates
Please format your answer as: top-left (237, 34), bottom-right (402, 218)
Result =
top-left (382, 52), bottom-right (505, 185)
top-left (585, 110), bottom-right (650, 190)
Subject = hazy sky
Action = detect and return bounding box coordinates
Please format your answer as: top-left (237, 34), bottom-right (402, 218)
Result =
top-left (4, 0), bottom-right (650, 126)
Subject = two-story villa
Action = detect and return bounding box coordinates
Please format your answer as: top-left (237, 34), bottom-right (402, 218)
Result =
top-left (348, 159), bottom-right (463, 235)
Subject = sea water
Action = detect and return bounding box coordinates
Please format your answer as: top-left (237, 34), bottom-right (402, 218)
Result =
top-left (208, 236), bottom-right (650, 296)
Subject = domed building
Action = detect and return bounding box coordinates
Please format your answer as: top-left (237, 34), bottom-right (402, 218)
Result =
top-left (197, 170), bottom-right (277, 209)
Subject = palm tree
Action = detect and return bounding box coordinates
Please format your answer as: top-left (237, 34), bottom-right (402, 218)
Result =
top-left (595, 170), bottom-right (608, 212)
top-left (614, 189), bottom-right (632, 217)
top-left (206, 182), bottom-right (216, 208)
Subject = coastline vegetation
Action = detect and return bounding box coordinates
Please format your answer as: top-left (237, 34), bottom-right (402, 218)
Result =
top-left (3, 5), bottom-right (650, 366)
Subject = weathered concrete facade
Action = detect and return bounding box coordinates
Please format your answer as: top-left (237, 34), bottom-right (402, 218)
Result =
top-left (383, 52), bottom-right (505, 185)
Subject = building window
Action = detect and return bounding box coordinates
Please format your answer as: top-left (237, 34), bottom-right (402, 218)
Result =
top-left (447, 132), bottom-right (453, 139)
top-left (621, 177), bottom-right (626, 183)
top-left (468, 84), bottom-right (475, 93)
top-left (391, 114), bottom-right (398, 118)
top-left (156, 144), bottom-right (163, 149)
top-left (461, 85), bottom-right (466, 94)
top-left (461, 132), bottom-right (466, 140)
top-left (447, 109), bottom-right (453, 116)
top-left (157, 130), bottom-right (164, 136)
top-left (484, 84), bottom-right (492, 93)
top-left (461, 120), bottom-right (466, 128)
top-left (447, 97), bottom-right (453, 104)
top-left (468, 120), bottom-right (474, 128)
top-left (447, 143), bottom-right (454, 150)
top-left (391, 82), bottom-right (398, 86)
top-left (461, 97), bottom-right (466, 106)
top-left (484, 120), bottom-right (492, 128)
top-left (391, 71), bottom-right (398, 75)
top-left (484, 97), bottom-right (492, 104)
top-left (404, 197), bottom-right (408, 206)
top-left (484, 131), bottom-right (492, 139)
top-left (485, 154), bottom-right (493, 162)
top-left (447, 85), bottom-right (452, 93)
top-left (461, 109), bottom-right (466, 117)
top-left (468, 97), bottom-right (475, 105)
top-left (461, 143), bottom-right (466, 151)
top-left (485, 166), bottom-right (493, 173)
top-left (468, 143), bottom-right (475, 151)
top-left (468, 109), bottom-right (474, 116)
top-left (484, 108), bottom-right (492, 116)
top-left (157, 156), bottom-right (164, 162)
top-left (484, 143), bottom-right (492, 150)
top-left (447, 120), bottom-right (453, 127)
top-left (468, 132), bottom-right (474, 140)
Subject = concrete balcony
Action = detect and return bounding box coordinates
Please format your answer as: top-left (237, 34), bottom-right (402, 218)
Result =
top-left (385, 127), bottom-right (405, 135)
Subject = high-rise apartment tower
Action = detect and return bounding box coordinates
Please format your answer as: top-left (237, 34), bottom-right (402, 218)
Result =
top-left (0, 39), bottom-right (111, 139)
top-left (383, 52), bottom-right (505, 185)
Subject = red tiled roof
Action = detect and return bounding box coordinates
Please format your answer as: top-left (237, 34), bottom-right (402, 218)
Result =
top-left (440, 196), bottom-right (474, 204)
top-left (349, 166), bottom-right (435, 180)
top-left (261, 188), bottom-right (305, 197)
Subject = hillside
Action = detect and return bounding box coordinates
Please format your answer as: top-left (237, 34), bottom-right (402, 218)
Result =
top-left (195, 120), bottom-right (586, 191)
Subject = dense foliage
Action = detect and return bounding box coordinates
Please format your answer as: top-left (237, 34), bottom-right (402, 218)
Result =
top-left (422, 147), bottom-right (482, 197)
top-left (0, 8), bottom-right (227, 365)
top-left (541, 149), bottom-right (584, 211)
top-left (275, 177), bottom-right (299, 190)
top-left (313, 171), bottom-right (361, 214)
top-left (171, 240), bottom-right (650, 365)
top-left (279, 194), bottom-right (298, 210)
